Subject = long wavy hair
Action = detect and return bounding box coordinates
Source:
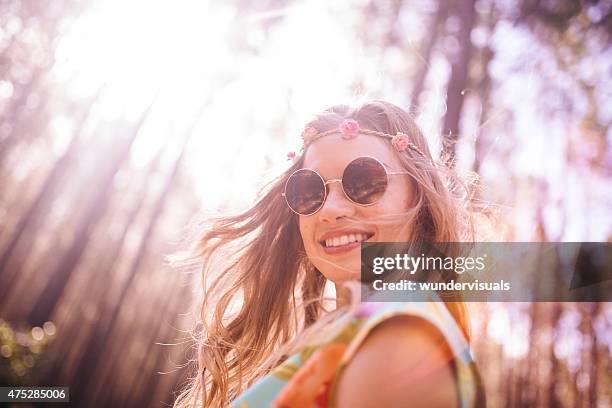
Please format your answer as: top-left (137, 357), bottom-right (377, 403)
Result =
top-left (173, 100), bottom-right (479, 407)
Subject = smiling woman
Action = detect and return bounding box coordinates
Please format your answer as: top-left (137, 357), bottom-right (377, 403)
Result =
top-left (175, 100), bottom-right (485, 407)
top-left (297, 134), bottom-right (415, 285)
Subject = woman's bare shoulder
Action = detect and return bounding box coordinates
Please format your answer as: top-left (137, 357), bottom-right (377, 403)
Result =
top-left (334, 315), bottom-right (459, 408)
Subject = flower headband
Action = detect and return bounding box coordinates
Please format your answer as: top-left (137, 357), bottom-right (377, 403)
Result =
top-left (287, 119), bottom-right (426, 160)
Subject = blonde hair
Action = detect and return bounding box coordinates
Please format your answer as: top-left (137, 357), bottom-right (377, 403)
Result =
top-left (174, 100), bottom-right (479, 407)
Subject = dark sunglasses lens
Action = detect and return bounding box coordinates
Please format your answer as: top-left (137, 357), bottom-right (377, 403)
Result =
top-left (342, 157), bottom-right (388, 205)
top-left (285, 170), bottom-right (325, 215)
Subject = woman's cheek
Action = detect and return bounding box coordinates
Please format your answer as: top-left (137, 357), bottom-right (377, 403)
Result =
top-left (299, 217), bottom-right (317, 256)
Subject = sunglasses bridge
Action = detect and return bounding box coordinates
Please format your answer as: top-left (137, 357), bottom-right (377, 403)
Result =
top-left (323, 178), bottom-right (342, 187)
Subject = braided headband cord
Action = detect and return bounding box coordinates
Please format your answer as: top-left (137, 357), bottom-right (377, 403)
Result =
top-left (302, 128), bottom-right (427, 158)
top-left (286, 119), bottom-right (430, 161)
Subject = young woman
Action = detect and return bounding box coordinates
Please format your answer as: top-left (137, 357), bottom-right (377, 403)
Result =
top-left (175, 100), bottom-right (486, 407)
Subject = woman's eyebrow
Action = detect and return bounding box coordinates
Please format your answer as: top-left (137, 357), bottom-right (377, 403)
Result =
top-left (306, 159), bottom-right (396, 172)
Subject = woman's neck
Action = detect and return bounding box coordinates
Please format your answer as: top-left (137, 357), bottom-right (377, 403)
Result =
top-left (335, 283), bottom-right (351, 308)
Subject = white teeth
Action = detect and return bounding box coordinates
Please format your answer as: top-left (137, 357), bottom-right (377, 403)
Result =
top-left (323, 233), bottom-right (371, 248)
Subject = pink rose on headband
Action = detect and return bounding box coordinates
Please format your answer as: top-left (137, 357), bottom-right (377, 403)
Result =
top-left (339, 119), bottom-right (359, 139)
top-left (286, 151), bottom-right (296, 160)
top-left (391, 132), bottom-right (410, 152)
top-left (301, 126), bottom-right (318, 141)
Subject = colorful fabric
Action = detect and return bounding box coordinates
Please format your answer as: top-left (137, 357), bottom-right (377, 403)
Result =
top-left (231, 295), bottom-right (485, 408)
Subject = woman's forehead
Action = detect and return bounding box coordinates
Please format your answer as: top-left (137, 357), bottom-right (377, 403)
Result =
top-left (302, 133), bottom-right (398, 174)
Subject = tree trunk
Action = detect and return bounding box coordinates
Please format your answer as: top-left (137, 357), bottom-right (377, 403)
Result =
top-left (588, 302), bottom-right (600, 408)
top-left (66, 140), bottom-right (166, 405)
top-left (442, 0), bottom-right (476, 165)
top-left (70, 103), bottom-right (202, 405)
top-left (132, 272), bottom-right (191, 407)
top-left (473, 4), bottom-right (497, 173)
top-left (410, 2), bottom-right (446, 111)
top-left (0, 89), bottom-right (102, 303)
top-left (26, 100), bottom-right (155, 326)
top-left (548, 302), bottom-right (562, 408)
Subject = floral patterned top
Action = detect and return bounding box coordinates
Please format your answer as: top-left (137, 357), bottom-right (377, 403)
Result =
top-left (231, 295), bottom-right (485, 408)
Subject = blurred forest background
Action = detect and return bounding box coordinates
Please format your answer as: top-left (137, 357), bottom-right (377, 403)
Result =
top-left (0, 0), bottom-right (611, 406)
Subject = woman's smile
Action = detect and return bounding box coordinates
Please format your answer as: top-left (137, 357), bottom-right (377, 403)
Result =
top-left (318, 228), bottom-right (375, 254)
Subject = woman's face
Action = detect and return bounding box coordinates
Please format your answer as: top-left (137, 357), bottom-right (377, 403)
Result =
top-left (299, 132), bottom-right (414, 283)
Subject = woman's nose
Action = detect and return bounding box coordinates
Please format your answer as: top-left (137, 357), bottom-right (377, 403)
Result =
top-left (318, 181), bottom-right (355, 222)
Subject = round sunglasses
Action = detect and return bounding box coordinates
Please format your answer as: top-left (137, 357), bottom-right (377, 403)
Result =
top-left (282, 156), bottom-right (410, 216)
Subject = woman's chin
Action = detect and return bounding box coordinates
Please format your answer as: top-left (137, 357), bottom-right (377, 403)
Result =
top-left (314, 250), bottom-right (363, 282)
top-left (323, 263), bottom-right (361, 283)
